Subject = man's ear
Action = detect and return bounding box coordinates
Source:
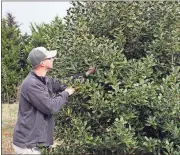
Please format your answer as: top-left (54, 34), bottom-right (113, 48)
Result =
top-left (40, 61), bottom-right (45, 67)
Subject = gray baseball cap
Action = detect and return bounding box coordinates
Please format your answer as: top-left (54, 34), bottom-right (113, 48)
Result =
top-left (28, 47), bottom-right (57, 67)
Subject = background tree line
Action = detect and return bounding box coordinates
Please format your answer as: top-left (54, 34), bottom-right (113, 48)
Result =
top-left (2, 1), bottom-right (180, 154)
top-left (1, 13), bottom-right (64, 103)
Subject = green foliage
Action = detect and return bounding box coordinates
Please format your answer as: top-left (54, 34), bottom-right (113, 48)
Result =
top-left (51, 1), bottom-right (180, 154)
top-left (1, 14), bottom-right (65, 103)
top-left (30, 16), bottom-right (64, 50)
top-left (65, 1), bottom-right (180, 79)
top-left (2, 13), bottom-right (22, 102)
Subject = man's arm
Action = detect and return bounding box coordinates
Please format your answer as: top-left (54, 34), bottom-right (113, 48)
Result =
top-left (49, 67), bottom-right (96, 93)
top-left (26, 82), bottom-right (75, 115)
top-left (27, 83), bottom-right (69, 115)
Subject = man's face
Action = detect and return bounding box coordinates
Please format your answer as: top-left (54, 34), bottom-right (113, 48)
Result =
top-left (42, 57), bottom-right (55, 69)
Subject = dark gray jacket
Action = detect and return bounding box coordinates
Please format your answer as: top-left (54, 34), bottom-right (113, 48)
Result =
top-left (13, 71), bottom-right (80, 148)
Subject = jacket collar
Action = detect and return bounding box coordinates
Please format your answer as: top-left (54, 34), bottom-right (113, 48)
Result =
top-left (30, 70), bottom-right (48, 85)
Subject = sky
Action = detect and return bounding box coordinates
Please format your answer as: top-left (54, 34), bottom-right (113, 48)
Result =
top-left (2, 2), bottom-right (72, 35)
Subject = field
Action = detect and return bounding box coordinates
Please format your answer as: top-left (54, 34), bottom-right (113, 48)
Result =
top-left (2, 103), bottom-right (18, 154)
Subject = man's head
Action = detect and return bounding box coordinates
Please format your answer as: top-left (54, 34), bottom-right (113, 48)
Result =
top-left (28, 47), bottom-right (57, 69)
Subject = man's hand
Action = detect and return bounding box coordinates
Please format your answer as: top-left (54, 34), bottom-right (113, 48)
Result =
top-left (85, 67), bottom-right (96, 76)
top-left (65, 87), bottom-right (76, 95)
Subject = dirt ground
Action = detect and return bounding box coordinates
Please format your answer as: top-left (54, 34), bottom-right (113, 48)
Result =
top-left (2, 103), bottom-right (18, 154)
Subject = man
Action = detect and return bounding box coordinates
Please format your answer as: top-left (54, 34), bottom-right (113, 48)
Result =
top-left (12, 47), bottom-right (96, 154)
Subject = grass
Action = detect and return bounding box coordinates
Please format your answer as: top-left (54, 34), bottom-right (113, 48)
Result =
top-left (2, 103), bottom-right (18, 154)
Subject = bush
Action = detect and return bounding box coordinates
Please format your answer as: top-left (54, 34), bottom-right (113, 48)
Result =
top-left (48, 1), bottom-right (180, 154)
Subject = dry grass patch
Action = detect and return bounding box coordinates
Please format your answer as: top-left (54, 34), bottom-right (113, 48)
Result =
top-left (2, 103), bottom-right (18, 154)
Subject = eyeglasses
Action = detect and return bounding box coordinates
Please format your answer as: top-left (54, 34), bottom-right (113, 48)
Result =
top-left (44, 57), bottom-right (55, 61)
